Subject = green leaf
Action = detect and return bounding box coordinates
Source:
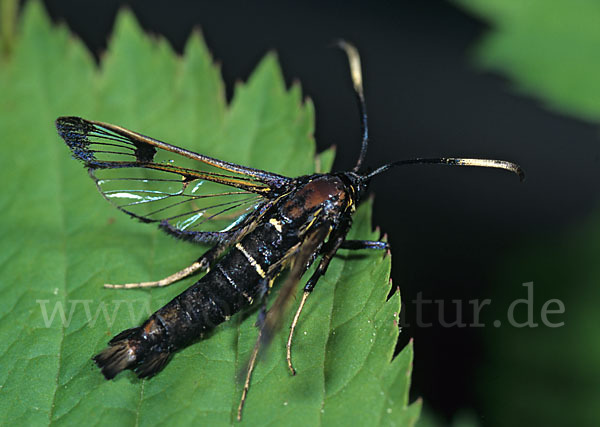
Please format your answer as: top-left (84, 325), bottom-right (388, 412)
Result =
top-left (0, 2), bottom-right (419, 425)
top-left (455, 0), bottom-right (600, 121)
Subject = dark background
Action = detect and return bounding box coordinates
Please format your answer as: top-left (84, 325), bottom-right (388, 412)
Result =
top-left (38, 0), bottom-right (600, 423)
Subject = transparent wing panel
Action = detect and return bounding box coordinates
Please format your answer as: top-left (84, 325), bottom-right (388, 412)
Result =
top-left (92, 167), bottom-right (263, 233)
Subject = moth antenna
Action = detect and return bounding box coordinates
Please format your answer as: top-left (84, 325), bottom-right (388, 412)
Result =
top-left (336, 40), bottom-right (369, 173)
top-left (367, 157), bottom-right (525, 181)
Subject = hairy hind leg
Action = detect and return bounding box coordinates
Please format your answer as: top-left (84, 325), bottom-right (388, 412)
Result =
top-left (104, 242), bottom-right (230, 289)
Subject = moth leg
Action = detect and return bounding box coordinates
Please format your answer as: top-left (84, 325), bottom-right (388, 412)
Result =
top-left (238, 327), bottom-right (262, 421)
top-left (103, 261), bottom-right (204, 289)
top-left (340, 239), bottom-right (389, 250)
top-left (286, 234), bottom-right (346, 375)
top-left (237, 273), bottom-right (279, 422)
top-left (286, 291), bottom-right (310, 375)
top-left (104, 241), bottom-right (230, 289)
top-left (241, 225), bottom-right (331, 417)
top-left (288, 240), bottom-right (388, 350)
